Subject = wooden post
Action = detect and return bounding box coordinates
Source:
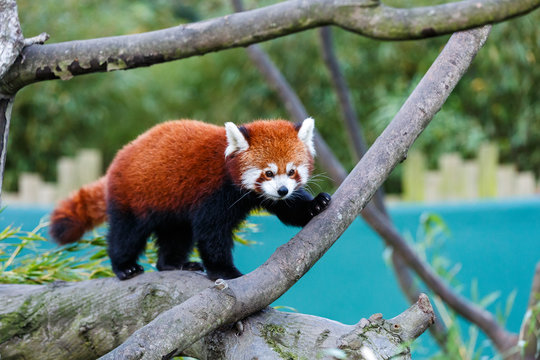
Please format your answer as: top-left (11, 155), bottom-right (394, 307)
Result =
top-left (515, 171), bottom-right (536, 196)
top-left (463, 160), bottom-right (479, 200)
top-left (402, 151), bottom-right (425, 201)
top-left (438, 153), bottom-right (464, 200)
top-left (37, 183), bottom-right (57, 205)
top-left (477, 143), bottom-right (498, 198)
top-left (425, 171), bottom-right (442, 202)
top-left (76, 149), bottom-right (102, 187)
top-left (57, 157), bottom-right (77, 199)
top-left (496, 165), bottom-right (516, 198)
top-left (19, 173), bottom-right (42, 203)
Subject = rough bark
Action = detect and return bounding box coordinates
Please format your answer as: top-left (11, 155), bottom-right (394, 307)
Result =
top-left (317, 25), bottom-right (448, 344)
top-left (0, 0), bottom-right (23, 202)
top-left (1, 0), bottom-right (539, 95)
top-left (0, 0), bottom-right (24, 79)
top-left (0, 271), bottom-right (435, 360)
top-left (98, 27), bottom-right (491, 360)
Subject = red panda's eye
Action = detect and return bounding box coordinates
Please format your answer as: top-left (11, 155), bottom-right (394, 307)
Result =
top-left (288, 169), bottom-right (295, 177)
top-left (265, 171), bottom-right (274, 178)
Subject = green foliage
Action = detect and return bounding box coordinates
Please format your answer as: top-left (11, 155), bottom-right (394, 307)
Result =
top-left (0, 215), bottom-right (255, 284)
top-left (6, 1), bottom-right (540, 194)
top-left (0, 222), bottom-right (115, 283)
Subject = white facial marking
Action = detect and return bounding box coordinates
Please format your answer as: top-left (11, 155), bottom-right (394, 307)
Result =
top-left (261, 174), bottom-right (297, 200)
top-left (241, 167), bottom-right (262, 190)
top-left (298, 117), bottom-right (316, 157)
top-left (266, 163), bottom-right (278, 174)
top-left (224, 122), bottom-right (249, 158)
top-left (296, 164), bottom-right (309, 186)
top-left (286, 162), bottom-right (295, 173)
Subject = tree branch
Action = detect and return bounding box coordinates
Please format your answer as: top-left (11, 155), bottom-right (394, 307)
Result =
top-left (319, 27), bottom-right (367, 162)
top-left (0, 0), bottom-right (23, 203)
top-left (317, 24), bottom-right (516, 354)
top-left (317, 25), bottom-right (449, 344)
top-left (235, 12), bottom-right (516, 356)
top-left (1, 0), bottom-right (539, 94)
top-left (0, 272), bottom-right (434, 359)
top-left (0, 0), bottom-right (24, 79)
top-left (100, 26), bottom-right (491, 359)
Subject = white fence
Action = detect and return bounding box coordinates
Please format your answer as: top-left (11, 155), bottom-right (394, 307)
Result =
top-left (401, 143), bottom-right (538, 202)
top-left (2, 149), bottom-right (102, 205)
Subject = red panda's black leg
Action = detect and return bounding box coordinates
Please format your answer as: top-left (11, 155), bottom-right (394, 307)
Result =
top-left (189, 183), bottom-right (256, 280)
top-left (193, 212), bottom-right (245, 280)
top-left (107, 207), bottom-right (149, 280)
top-left (195, 230), bottom-right (243, 280)
top-left (154, 221), bottom-right (202, 272)
top-left (263, 189), bottom-right (331, 227)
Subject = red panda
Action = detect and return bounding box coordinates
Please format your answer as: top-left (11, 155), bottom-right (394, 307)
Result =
top-left (49, 118), bottom-right (331, 280)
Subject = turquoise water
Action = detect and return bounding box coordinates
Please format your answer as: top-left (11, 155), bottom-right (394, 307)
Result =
top-left (2, 198), bottom-right (539, 357)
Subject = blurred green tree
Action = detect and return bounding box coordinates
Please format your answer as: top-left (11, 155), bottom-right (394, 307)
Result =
top-left (6, 0), bottom-right (539, 196)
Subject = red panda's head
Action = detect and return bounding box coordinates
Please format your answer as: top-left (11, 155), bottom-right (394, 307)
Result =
top-left (225, 118), bottom-right (316, 200)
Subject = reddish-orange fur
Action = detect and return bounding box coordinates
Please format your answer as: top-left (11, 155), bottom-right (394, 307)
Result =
top-left (108, 120), bottom-right (229, 215)
top-left (50, 119), bottom-right (313, 244)
top-left (49, 177), bottom-right (107, 244)
top-left (236, 120), bottom-right (313, 176)
top-left (49, 118), bottom-right (331, 280)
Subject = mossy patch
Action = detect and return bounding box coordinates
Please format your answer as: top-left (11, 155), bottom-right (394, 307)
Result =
top-left (260, 323), bottom-right (307, 360)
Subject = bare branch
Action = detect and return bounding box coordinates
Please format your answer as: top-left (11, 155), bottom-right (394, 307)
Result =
top-left (317, 25), bottom-right (448, 344)
top-left (316, 23), bottom-right (516, 354)
top-left (0, 0), bottom-right (24, 79)
top-left (319, 26), bottom-right (367, 161)
top-left (1, 0), bottom-right (539, 94)
top-left (23, 32), bottom-right (50, 46)
top-left (0, 0), bottom-right (23, 202)
top-left (0, 272), bottom-right (434, 359)
top-left (241, 15), bottom-right (516, 356)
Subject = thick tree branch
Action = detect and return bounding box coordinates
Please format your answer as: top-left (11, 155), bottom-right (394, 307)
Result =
top-left (0, 272), bottom-right (434, 359)
top-left (234, 0), bottom-right (509, 352)
top-left (100, 27), bottom-right (490, 359)
top-left (1, 0), bottom-right (539, 94)
top-left (0, 96), bottom-right (13, 202)
top-left (318, 23), bottom-right (516, 356)
top-left (0, 0), bottom-right (23, 79)
top-left (318, 24), bottom-right (449, 344)
top-left (0, 0), bottom-right (23, 202)
top-left (236, 14), bottom-right (517, 357)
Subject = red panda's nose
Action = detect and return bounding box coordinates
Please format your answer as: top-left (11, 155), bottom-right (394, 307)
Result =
top-left (277, 186), bottom-right (289, 197)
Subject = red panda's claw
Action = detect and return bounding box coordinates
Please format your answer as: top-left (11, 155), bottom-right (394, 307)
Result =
top-left (310, 192), bottom-right (331, 217)
top-left (116, 264), bottom-right (144, 280)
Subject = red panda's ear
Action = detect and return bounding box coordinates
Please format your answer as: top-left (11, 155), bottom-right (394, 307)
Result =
top-left (225, 122), bottom-right (249, 157)
top-left (297, 117), bottom-right (316, 157)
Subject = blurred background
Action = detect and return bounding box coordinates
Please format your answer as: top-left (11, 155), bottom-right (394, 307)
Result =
top-left (1, 1), bottom-right (539, 359)
top-left (4, 0), bottom-right (540, 198)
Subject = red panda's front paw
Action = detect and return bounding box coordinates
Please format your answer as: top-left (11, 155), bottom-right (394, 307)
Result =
top-left (308, 192), bottom-right (331, 217)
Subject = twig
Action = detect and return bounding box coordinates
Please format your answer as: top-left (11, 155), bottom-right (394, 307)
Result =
top-left (23, 32), bottom-right (50, 46)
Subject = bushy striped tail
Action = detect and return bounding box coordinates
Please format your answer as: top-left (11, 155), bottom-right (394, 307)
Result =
top-left (49, 177), bottom-right (108, 244)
